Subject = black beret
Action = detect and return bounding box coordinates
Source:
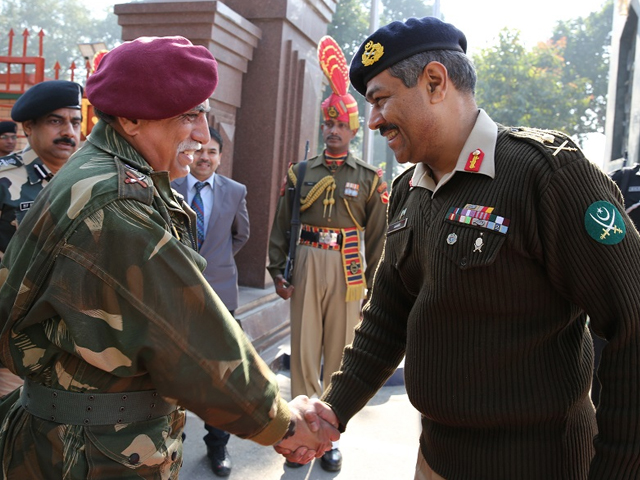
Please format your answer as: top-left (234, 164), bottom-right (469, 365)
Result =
top-left (349, 16), bottom-right (467, 96)
top-left (11, 80), bottom-right (83, 122)
top-left (0, 121), bottom-right (17, 135)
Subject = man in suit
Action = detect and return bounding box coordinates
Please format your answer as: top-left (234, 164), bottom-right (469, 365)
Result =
top-left (172, 126), bottom-right (249, 476)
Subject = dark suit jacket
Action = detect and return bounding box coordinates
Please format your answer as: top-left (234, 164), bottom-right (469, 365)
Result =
top-left (172, 173), bottom-right (249, 311)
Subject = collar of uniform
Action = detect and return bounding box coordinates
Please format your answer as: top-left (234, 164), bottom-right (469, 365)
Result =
top-left (21, 146), bottom-right (51, 185)
top-left (314, 152), bottom-right (356, 170)
top-left (411, 109), bottom-right (497, 193)
top-left (187, 172), bottom-right (215, 191)
top-left (86, 120), bottom-right (154, 176)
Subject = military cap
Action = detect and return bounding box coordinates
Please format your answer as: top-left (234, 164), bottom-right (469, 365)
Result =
top-left (11, 80), bottom-right (83, 122)
top-left (86, 36), bottom-right (218, 120)
top-left (0, 121), bottom-right (17, 135)
top-left (349, 16), bottom-right (467, 96)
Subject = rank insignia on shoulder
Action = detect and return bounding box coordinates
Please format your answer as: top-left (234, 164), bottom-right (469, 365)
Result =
top-left (377, 181), bottom-right (388, 193)
top-left (381, 191), bottom-right (389, 204)
top-left (584, 201), bottom-right (625, 245)
top-left (0, 153), bottom-right (22, 169)
top-left (509, 127), bottom-right (556, 145)
top-left (124, 165), bottom-right (148, 188)
top-left (547, 139), bottom-right (578, 156)
top-left (377, 168), bottom-right (383, 177)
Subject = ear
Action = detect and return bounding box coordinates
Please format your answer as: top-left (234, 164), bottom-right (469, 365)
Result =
top-left (350, 128), bottom-right (359, 140)
top-left (116, 117), bottom-right (142, 137)
top-left (423, 61), bottom-right (448, 103)
top-left (21, 120), bottom-right (34, 137)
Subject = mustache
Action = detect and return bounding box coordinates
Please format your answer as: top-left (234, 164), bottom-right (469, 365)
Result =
top-left (54, 137), bottom-right (77, 147)
top-left (178, 140), bottom-right (201, 153)
top-left (379, 124), bottom-right (399, 136)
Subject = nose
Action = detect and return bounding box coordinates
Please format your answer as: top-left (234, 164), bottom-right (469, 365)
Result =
top-left (192, 115), bottom-right (210, 146)
top-left (368, 107), bottom-right (384, 131)
top-left (60, 120), bottom-right (75, 137)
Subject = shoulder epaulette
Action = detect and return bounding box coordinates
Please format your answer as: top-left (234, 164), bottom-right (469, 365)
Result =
top-left (0, 152), bottom-right (24, 171)
top-left (505, 126), bottom-right (583, 163)
top-left (115, 157), bottom-right (155, 205)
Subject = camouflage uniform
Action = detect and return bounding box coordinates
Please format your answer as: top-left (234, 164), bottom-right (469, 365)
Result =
top-left (268, 153), bottom-right (388, 397)
top-left (0, 121), bottom-right (290, 479)
top-left (0, 148), bottom-right (54, 254)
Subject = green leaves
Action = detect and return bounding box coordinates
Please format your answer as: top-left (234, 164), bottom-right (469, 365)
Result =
top-left (474, 1), bottom-right (613, 144)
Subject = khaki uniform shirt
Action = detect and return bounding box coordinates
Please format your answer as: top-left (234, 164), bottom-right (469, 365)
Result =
top-left (268, 152), bottom-right (388, 292)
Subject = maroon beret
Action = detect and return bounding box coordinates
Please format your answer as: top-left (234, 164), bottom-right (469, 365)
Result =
top-left (86, 36), bottom-right (218, 120)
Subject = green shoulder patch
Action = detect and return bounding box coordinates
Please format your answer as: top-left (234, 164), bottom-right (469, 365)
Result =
top-left (584, 201), bottom-right (626, 245)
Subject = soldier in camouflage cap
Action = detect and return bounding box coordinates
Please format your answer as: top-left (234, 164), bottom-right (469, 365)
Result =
top-left (0, 35), bottom-right (338, 479)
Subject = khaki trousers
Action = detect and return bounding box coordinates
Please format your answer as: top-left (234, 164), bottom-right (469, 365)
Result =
top-left (415, 449), bottom-right (446, 480)
top-left (289, 245), bottom-right (361, 398)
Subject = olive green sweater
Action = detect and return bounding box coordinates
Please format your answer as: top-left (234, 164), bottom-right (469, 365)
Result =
top-left (323, 126), bottom-right (640, 479)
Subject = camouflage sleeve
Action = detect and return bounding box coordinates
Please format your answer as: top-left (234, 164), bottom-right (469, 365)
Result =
top-left (363, 170), bottom-right (389, 291)
top-left (267, 166), bottom-right (295, 280)
top-left (42, 198), bottom-right (290, 445)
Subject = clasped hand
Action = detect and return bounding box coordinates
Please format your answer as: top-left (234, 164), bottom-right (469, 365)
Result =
top-left (275, 396), bottom-right (340, 464)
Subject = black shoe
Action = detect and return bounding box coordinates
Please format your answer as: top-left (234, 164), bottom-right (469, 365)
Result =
top-left (207, 446), bottom-right (232, 477)
top-left (320, 448), bottom-right (342, 472)
top-left (284, 459), bottom-right (304, 468)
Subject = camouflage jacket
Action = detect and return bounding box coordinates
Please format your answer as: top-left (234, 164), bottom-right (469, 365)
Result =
top-left (0, 120), bottom-right (289, 479)
top-left (0, 147), bottom-right (53, 254)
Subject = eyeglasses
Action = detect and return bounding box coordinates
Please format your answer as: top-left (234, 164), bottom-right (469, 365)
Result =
top-left (0, 134), bottom-right (17, 141)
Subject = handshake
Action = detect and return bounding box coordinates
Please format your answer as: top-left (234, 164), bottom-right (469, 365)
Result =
top-left (275, 396), bottom-right (340, 464)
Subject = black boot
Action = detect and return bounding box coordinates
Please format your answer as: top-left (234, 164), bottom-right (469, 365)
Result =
top-left (207, 446), bottom-right (232, 477)
top-left (320, 448), bottom-right (342, 472)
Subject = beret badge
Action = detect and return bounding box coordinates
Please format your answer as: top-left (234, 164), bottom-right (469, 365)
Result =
top-left (361, 41), bottom-right (384, 67)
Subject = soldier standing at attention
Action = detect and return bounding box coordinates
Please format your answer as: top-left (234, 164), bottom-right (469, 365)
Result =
top-left (0, 36), bottom-right (338, 479)
top-left (268, 36), bottom-right (388, 472)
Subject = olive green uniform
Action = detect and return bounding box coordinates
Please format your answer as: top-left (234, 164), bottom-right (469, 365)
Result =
top-left (268, 153), bottom-right (388, 397)
top-left (0, 121), bottom-right (290, 479)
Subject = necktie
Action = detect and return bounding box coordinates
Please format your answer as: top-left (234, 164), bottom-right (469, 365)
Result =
top-left (191, 181), bottom-right (207, 250)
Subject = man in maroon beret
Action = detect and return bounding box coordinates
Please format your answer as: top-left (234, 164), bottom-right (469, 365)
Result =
top-left (0, 36), bottom-right (338, 479)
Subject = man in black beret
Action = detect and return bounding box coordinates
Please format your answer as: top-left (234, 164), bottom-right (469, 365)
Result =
top-left (0, 121), bottom-right (18, 157)
top-left (287, 16), bottom-right (640, 479)
top-left (0, 80), bottom-right (84, 255)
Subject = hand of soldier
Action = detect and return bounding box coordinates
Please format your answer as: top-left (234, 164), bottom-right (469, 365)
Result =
top-left (274, 274), bottom-right (295, 300)
top-left (274, 396), bottom-right (339, 463)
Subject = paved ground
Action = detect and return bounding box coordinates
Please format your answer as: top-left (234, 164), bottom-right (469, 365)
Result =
top-left (179, 371), bottom-right (421, 480)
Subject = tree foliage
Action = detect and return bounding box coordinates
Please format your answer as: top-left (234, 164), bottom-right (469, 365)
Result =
top-left (0, 0), bottom-right (121, 82)
top-left (551, 0), bottom-right (613, 135)
top-left (474, 1), bottom-right (612, 143)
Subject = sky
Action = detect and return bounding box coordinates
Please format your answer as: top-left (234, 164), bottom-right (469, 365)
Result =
top-left (440, 0), bottom-right (609, 54)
